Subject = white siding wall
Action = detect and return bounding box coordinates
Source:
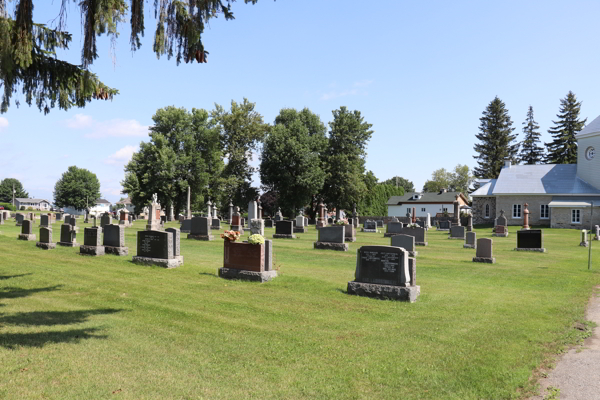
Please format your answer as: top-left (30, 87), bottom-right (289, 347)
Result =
top-left (576, 134), bottom-right (600, 190)
top-left (388, 204), bottom-right (452, 217)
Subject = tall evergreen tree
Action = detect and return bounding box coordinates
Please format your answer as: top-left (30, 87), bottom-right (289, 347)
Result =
top-left (518, 106), bottom-right (544, 164)
top-left (473, 96), bottom-right (519, 179)
top-left (545, 91), bottom-right (587, 164)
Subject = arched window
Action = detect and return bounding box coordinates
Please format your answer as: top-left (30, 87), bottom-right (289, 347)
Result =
top-left (485, 204), bottom-right (490, 218)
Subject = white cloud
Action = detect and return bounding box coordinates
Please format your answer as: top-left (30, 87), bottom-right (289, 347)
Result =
top-left (0, 116), bottom-right (9, 130)
top-left (320, 89), bottom-right (358, 101)
top-left (353, 79), bottom-right (374, 87)
top-left (105, 145), bottom-right (138, 165)
top-left (63, 114), bottom-right (149, 138)
top-left (319, 79), bottom-right (373, 101)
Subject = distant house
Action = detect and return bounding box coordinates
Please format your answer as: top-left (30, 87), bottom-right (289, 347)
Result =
top-left (471, 114), bottom-right (600, 228)
top-left (15, 198), bottom-right (51, 211)
top-left (386, 190), bottom-right (469, 218)
top-left (90, 199), bottom-right (111, 214)
top-left (120, 197), bottom-right (136, 214)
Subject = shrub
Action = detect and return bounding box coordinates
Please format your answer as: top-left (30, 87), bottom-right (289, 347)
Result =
top-left (20, 206), bottom-right (25, 210)
top-left (0, 202), bottom-right (16, 211)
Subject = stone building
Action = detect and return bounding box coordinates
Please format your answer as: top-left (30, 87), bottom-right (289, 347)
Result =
top-left (472, 114), bottom-right (600, 228)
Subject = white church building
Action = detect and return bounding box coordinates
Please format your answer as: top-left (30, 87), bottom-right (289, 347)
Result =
top-left (472, 114), bottom-right (600, 228)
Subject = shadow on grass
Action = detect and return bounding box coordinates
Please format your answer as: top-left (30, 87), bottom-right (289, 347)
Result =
top-left (0, 273), bottom-right (33, 280)
top-left (198, 272), bottom-right (217, 277)
top-left (0, 308), bottom-right (123, 326)
top-left (335, 288), bottom-right (348, 295)
top-left (0, 285), bottom-right (62, 300)
top-left (0, 328), bottom-right (108, 349)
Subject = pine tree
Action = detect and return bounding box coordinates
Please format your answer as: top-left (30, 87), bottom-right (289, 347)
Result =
top-left (473, 96), bottom-right (519, 179)
top-left (518, 106), bottom-right (545, 164)
top-left (545, 91), bottom-right (587, 164)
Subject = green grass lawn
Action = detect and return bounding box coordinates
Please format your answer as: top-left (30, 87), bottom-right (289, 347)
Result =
top-left (0, 219), bottom-right (599, 399)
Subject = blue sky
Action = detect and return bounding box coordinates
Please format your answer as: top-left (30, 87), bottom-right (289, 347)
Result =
top-left (1, 0), bottom-right (600, 204)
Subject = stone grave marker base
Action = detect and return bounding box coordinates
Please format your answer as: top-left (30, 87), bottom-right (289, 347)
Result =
top-left (187, 234), bottom-right (214, 241)
top-left (218, 267), bottom-right (277, 283)
top-left (132, 256), bottom-right (182, 269)
top-left (18, 234), bottom-right (36, 241)
top-left (347, 281), bottom-right (420, 302)
top-left (436, 228), bottom-right (449, 231)
top-left (210, 226), bottom-right (221, 230)
top-left (15, 223), bottom-right (22, 227)
top-left (293, 227), bottom-right (307, 233)
top-left (415, 242), bottom-right (428, 246)
top-left (408, 251), bottom-right (418, 257)
top-left (580, 241), bottom-right (589, 247)
top-left (463, 244), bottom-right (476, 249)
top-left (273, 234), bottom-right (296, 239)
top-left (514, 247), bottom-right (546, 252)
top-left (492, 233), bottom-right (509, 237)
top-left (80, 245), bottom-right (105, 256)
top-left (346, 237), bottom-right (356, 242)
top-left (448, 236), bottom-right (465, 240)
top-left (313, 242), bottom-right (348, 251)
top-left (383, 233), bottom-right (400, 238)
top-left (361, 228), bottom-right (378, 233)
top-left (57, 241), bottom-right (79, 247)
top-left (36, 242), bottom-right (56, 250)
top-left (473, 257), bottom-right (496, 263)
top-left (105, 246), bottom-right (129, 256)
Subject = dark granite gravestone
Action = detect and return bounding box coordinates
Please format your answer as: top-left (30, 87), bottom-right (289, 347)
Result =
top-left (219, 239), bottom-right (277, 282)
top-left (449, 226), bottom-right (466, 240)
top-left (495, 210), bottom-right (508, 227)
top-left (438, 220), bottom-right (451, 231)
top-left (493, 225), bottom-right (509, 237)
top-left (80, 227), bottom-right (105, 256)
top-left (376, 220), bottom-right (384, 228)
top-left (347, 245), bottom-right (419, 302)
top-left (68, 216), bottom-right (76, 227)
top-left (40, 214), bottom-right (50, 227)
top-left (180, 219), bottom-right (192, 233)
top-left (273, 221), bottom-right (295, 239)
top-left (211, 218), bottom-right (221, 230)
top-left (389, 226), bottom-right (428, 246)
top-left (58, 223), bottom-right (78, 247)
top-left (344, 225), bottom-right (356, 242)
top-left (103, 224), bottom-right (129, 255)
top-left (415, 220), bottom-right (425, 228)
top-left (188, 217), bottom-right (213, 240)
top-left (165, 227), bottom-right (184, 263)
top-left (18, 220), bottom-right (36, 241)
top-left (391, 234), bottom-right (417, 257)
top-left (160, 215), bottom-right (167, 224)
top-left (464, 231), bottom-right (476, 249)
top-left (515, 229), bottom-right (546, 252)
top-left (361, 220), bottom-right (377, 233)
top-left (473, 238), bottom-right (495, 263)
top-left (264, 219), bottom-right (274, 228)
top-left (36, 227), bottom-right (55, 250)
top-left (132, 230), bottom-right (181, 268)
top-left (314, 226), bottom-right (348, 251)
top-left (15, 213), bottom-right (24, 226)
top-left (384, 222), bottom-right (405, 237)
top-left (100, 213), bottom-right (111, 229)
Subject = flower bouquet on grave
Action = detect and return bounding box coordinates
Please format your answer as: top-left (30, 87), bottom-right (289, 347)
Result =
top-left (247, 234), bottom-right (265, 245)
top-left (406, 223), bottom-right (418, 228)
top-left (335, 218), bottom-right (349, 226)
top-left (221, 230), bottom-right (241, 242)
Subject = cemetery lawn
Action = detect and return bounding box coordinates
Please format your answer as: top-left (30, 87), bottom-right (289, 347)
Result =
top-left (1, 222), bottom-right (599, 400)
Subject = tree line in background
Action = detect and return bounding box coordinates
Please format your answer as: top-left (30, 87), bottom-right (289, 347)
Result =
top-left (473, 91), bottom-right (587, 179)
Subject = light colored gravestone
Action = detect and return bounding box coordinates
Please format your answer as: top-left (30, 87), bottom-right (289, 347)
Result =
top-left (426, 213), bottom-right (431, 229)
top-left (250, 219), bottom-right (265, 236)
top-left (58, 223), bottom-right (78, 247)
top-left (580, 229), bottom-right (589, 247)
top-left (316, 201), bottom-right (326, 228)
top-left (344, 224), bottom-right (356, 242)
top-left (18, 220), bottom-right (36, 241)
top-left (146, 193), bottom-right (161, 231)
top-left (522, 203), bottom-right (530, 230)
top-left (453, 198), bottom-right (460, 226)
top-left (515, 229), bottom-right (546, 252)
top-left (132, 230), bottom-right (182, 268)
top-left (228, 200), bottom-right (233, 225)
top-left (15, 213), bottom-right (24, 226)
top-left (248, 199), bottom-right (257, 222)
top-left (467, 214), bottom-right (473, 232)
top-left (218, 239), bottom-right (276, 282)
top-left (0, 211), bottom-right (3, 225)
top-left (80, 227), bottom-right (105, 256)
top-left (391, 216), bottom-right (399, 223)
top-left (103, 224), bottom-right (129, 255)
top-left (361, 220), bottom-right (377, 233)
top-left (449, 226), bottom-right (466, 240)
top-left (473, 238), bottom-right (495, 263)
top-left (595, 225), bottom-right (600, 241)
top-left (36, 227), bottom-right (55, 250)
top-left (188, 216), bottom-right (214, 240)
top-left (347, 245), bottom-right (419, 302)
top-left (391, 234), bottom-right (417, 257)
top-left (495, 210), bottom-right (508, 227)
top-left (165, 227), bottom-right (184, 264)
top-left (294, 214), bottom-right (307, 233)
top-left (273, 220), bottom-right (296, 239)
top-left (314, 226), bottom-right (348, 251)
top-left (464, 231), bottom-right (476, 249)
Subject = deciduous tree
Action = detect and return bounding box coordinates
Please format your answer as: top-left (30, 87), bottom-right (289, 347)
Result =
top-left (0, 178), bottom-right (28, 203)
top-left (380, 176), bottom-right (414, 192)
top-left (53, 166), bottom-right (101, 210)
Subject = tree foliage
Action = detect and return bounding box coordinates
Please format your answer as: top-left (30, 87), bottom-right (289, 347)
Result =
top-left (260, 108), bottom-right (327, 216)
top-left (0, 0), bottom-right (264, 114)
top-left (212, 98), bottom-right (268, 208)
top-left (545, 91), bottom-right (587, 164)
top-left (358, 184), bottom-right (404, 216)
top-left (122, 106), bottom-right (221, 216)
top-left (321, 106), bottom-right (373, 215)
top-left (423, 164), bottom-right (474, 194)
top-left (380, 176), bottom-right (414, 192)
top-left (473, 96), bottom-right (519, 178)
top-left (0, 178), bottom-right (28, 203)
top-left (518, 106), bottom-right (545, 165)
top-left (53, 166), bottom-right (101, 210)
